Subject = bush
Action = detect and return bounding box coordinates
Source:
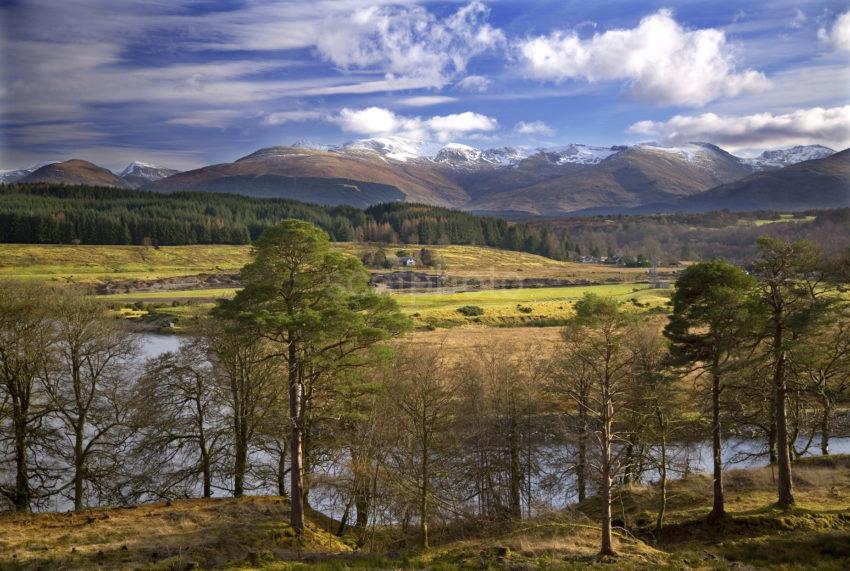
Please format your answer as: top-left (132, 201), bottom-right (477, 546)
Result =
top-left (456, 305), bottom-right (484, 316)
top-left (516, 304), bottom-right (533, 314)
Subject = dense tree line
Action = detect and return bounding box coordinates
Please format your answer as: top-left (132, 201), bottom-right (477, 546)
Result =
top-left (537, 208), bottom-right (850, 263)
top-left (2, 221), bottom-right (849, 558)
top-left (0, 183), bottom-right (570, 260)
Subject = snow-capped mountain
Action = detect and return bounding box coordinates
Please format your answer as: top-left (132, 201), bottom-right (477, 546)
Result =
top-left (140, 136), bottom-right (848, 216)
top-left (0, 168), bottom-right (34, 183)
top-left (433, 144), bottom-right (537, 168)
top-left (743, 145), bottom-right (836, 170)
top-left (542, 144), bottom-right (620, 165)
top-left (120, 161), bottom-right (180, 187)
top-left (0, 161), bottom-right (60, 183)
top-left (290, 139), bottom-right (331, 151)
top-left (340, 137), bottom-right (440, 162)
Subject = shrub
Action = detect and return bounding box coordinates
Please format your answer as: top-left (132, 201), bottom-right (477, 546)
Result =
top-left (456, 305), bottom-right (484, 316)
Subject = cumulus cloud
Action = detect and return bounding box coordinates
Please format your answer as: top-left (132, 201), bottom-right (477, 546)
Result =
top-left (515, 120), bottom-right (555, 136)
top-left (328, 106), bottom-right (497, 143)
top-left (516, 9), bottom-right (770, 106)
top-left (628, 105), bottom-right (850, 151)
top-left (818, 10), bottom-right (850, 51)
top-left (315, 1), bottom-right (503, 87)
top-left (456, 75), bottom-right (492, 92)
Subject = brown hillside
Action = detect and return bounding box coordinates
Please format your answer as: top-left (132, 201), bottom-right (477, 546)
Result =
top-left (21, 160), bottom-right (130, 188)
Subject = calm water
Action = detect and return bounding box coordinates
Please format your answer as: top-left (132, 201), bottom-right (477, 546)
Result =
top-left (136, 332), bottom-right (183, 359)
top-left (125, 333), bottom-right (850, 518)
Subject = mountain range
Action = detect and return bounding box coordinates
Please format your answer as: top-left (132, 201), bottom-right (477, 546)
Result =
top-left (3, 140), bottom-right (845, 216)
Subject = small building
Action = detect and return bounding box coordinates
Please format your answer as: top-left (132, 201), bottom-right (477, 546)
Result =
top-left (398, 256), bottom-right (417, 267)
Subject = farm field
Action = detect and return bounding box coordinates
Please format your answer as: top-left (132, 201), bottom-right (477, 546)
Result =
top-left (0, 243), bottom-right (674, 329)
top-left (0, 243), bottom-right (670, 283)
top-left (99, 282), bottom-right (672, 328)
top-left (0, 244), bottom-right (252, 282)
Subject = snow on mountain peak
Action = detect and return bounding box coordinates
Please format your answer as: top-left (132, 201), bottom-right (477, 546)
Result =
top-left (120, 161), bottom-right (161, 176)
top-left (290, 139), bottom-right (330, 151)
top-left (744, 145), bottom-right (836, 170)
top-left (542, 144), bottom-right (618, 165)
top-left (341, 137), bottom-right (438, 162)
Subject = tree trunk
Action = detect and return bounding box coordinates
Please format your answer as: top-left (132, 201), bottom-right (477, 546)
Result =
top-left (13, 414), bottom-right (30, 513)
top-left (354, 491), bottom-right (370, 547)
top-left (508, 413), bottom-right (521, 519)
top-left (655, 428), bottom-right (667, 538)
top-left (772, 318), bottom-right (795, 508)
top-left (707, 367), bottom-right (725, 522)
top-left (577, 407), bottom-right (588, 503)
top-left (768, 397), bottom-right (777, 464)
top-left (820, 395), bottom-right (831, 456)
top-left (420, 426), bottom-right (430, 549)
top-left (288, 341), bottom-right (305, 533)
top-left (234, 437), bottom-right (247, 497)
top-left (599, 384), bottom-right (615, 557)
top-left (277, 442), bottom-right (288, 497)
top-left (73, 425), bottom-right (85, 511)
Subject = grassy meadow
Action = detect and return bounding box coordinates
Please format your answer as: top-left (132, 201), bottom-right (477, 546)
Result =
top-left (97, 282), bottom-right (672, 328)
top-left (0, 243), bottom-right (252, 282)
top-left (0, 242), bottom-right (673, 329)
top-left (2, 456), bottom-right (848, 570)
top-left (0, 243), bottom-right (666, 283)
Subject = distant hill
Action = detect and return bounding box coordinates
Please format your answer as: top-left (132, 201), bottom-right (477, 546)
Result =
top-left (144, 146), bottom-right (467, 207)
top-left (6, 141), bottom-right (840, 215)
top-left (466, 143), bottom-right (754, 215)
top-left (20, 159), bottom-right (130, 188)
top-left (663, 149), bottom-right (850, 213)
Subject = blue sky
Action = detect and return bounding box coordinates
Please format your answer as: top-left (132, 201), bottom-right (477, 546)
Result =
top-left (1, 0), bottom-right (848, 171)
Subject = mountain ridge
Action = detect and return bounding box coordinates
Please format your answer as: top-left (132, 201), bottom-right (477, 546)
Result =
top-left (5, 140), bottom-right (842, 216)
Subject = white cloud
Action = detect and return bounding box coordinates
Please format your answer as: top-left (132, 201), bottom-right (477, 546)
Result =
top-left (515, 120), bottom-right (555, 136)
top-left (165, 109), bottom-right (245, 128)
top-left (790, 8), bottom-right (807, 29)
top-left (427, 111), bottom-right (498, 142)
top-left (314, 1), bottom-right (503, 88)
top-left (629, 105), bottom-right (850, 151)
top-left (818, 10), bottom-right (850, 51)
top-left (262, 110), bottom-right (322, 126)
top-left (516, 9), bottom-right (770, 106)
top-left (397, 95), bottom-right (458, 107)
top-left (328, 107), bottom-right (497, 142)
top-left (456, 75), bottom-right (492, 92)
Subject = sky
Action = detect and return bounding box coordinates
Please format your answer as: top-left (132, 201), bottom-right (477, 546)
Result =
top-left (1, 0), bottom-right (849, 171)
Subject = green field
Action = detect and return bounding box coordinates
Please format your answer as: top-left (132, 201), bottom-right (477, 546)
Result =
top-left (750, 214), bottom-right (817, 227)
top-left (0, 243), bottom-right (666, 283)
top-left (0, 243), bottom-right (674, 329)
top-left (100, 282), bottom-right (672, 328)
top-left (0, 244), bottom-right (252, 282)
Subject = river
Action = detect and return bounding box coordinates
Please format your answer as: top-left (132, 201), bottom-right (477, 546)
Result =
top-left (129, 332), bottom-right (850, 517)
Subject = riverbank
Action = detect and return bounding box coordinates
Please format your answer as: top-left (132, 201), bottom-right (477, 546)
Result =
top-left (2, 456), bottom-right (848, 570)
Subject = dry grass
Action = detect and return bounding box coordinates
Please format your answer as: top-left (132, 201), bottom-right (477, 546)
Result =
top-left (0, 497), bottom-right (350, 570)
top-left (0, 243), bottom-right (669, 285)
top-left (0, 244), bottom-right (251, 283)
top-left (423, 518), bottom-right (671, 570)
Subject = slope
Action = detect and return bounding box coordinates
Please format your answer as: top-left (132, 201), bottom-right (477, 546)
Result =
top-left (144, 146), bottom-right (469, 207)
top-left (20, 160), bottom-right (130, 188)
top-left (468, 144), bottom-right (754, 215)
top-left (670, 148), bottom-right (850, 212)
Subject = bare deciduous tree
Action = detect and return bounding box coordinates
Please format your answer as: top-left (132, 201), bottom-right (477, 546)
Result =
top-left (0, 281), bottom-right (56, 512)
